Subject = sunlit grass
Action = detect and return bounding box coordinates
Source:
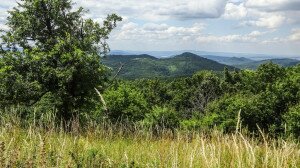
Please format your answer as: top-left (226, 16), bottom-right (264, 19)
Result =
top-left (0, 110), bottom-right (299, 167)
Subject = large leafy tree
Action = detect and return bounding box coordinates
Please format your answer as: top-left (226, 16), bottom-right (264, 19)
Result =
top-left (0, 0), bottom-right (122, 121)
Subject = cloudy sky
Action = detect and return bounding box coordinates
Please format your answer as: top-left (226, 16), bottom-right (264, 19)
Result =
top-left (1, 0), bottom-right (300, 56)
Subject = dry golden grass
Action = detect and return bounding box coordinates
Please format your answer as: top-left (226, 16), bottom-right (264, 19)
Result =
top-left (0, 120), bottom-right (300, 168)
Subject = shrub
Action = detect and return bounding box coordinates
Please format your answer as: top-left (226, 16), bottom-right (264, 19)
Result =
top-left (142, 106), bottom-right (179, 130)
top-left (104, 83), bottom-right (149, 122)
top-left (284, 104), bottom-right (300, 137)
top-left (203, 93), bottom-right (278, 133)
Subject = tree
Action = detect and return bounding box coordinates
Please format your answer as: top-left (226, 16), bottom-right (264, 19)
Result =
top-left (0, 0), bottom-right (122, 121)
top-left (189, 71), bottom-right (221, 115)
top-left (224, 67), bottom-right (234, 84)
top-left (257, 62), bottom-right (286, 86)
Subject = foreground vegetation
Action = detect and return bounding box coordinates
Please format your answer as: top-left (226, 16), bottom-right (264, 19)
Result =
top-left (1, 112), bottom-right (300, 168)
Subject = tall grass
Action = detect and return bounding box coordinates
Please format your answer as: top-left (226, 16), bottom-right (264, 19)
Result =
top-left (0, 108), bottom-right (300, 167)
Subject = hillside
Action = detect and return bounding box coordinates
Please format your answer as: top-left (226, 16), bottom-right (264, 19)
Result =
top-left (102, 52), bottom-right (237, 79)
top-left (235, 58), bottom-right (300, 69)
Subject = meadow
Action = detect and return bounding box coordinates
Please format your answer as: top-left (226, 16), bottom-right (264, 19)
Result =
top-left (1, 110), bottom-right (300, 168)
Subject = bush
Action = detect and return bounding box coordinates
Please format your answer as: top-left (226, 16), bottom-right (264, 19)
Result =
top-left (104, 83), bottom-right (149, 122)
top-left (142, 106), bottom-right (179, 130)
top-left (203, 93), bottom-right (278, 133)
top-left (180, 118), bottom-right (202, 130)
top-left (284, 104), bottom-right (300, 137)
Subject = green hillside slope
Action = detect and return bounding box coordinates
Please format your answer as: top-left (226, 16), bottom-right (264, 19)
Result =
top-left (102, 52), bottom-right (237, 79)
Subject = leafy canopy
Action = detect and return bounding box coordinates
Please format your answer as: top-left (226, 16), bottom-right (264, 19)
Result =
top-left (0, 0), bottom-right (122, 121)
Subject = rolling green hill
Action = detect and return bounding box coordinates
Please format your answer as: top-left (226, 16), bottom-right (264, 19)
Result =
top-left (235, 58), bottom-right (300, 70)
top-left (102, 52), bottom-right (237, 79)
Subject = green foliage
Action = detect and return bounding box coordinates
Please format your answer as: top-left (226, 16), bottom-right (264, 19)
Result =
top-left (180, 118), bottom-right (203, 130)
top-left (284, 104), bottom-right (300, 137)
top-left (134, 79), bottom-right (171, 107)
top-left (167, 71), bottom-right (222, 115)
top-left (104, 83), bottom-right (149, 122)
top-left (257, 62), bottom-right (286, 85)
top-left (204, 93), bottom-right (279, 133)
top-left (142, 106), bottom-right (179, 130)
top-left (102, 52), bottom-right (236, 79)
top-left (200, 63), bottom-right (300, 135)
top-left (0, 0), bottom-right (122, 121)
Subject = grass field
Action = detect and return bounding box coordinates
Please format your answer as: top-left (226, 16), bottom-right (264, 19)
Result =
top-left (1, 115), bottom-right (300, 168)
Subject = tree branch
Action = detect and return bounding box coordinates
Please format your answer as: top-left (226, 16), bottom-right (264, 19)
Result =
top-left (112, 62), bottom-right (124, 81)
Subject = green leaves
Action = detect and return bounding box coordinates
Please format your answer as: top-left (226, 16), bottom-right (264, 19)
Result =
top-left (0, 0), bottom-right (121, 121)
top-left (104, 83), bottom-right (149, 122)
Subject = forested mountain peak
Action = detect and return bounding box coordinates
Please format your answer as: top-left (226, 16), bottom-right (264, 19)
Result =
top-left (102, 52), bottom-right (236, 79)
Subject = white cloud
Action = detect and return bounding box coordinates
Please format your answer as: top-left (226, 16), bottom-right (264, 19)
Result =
top-left (113, 22), bottom-right (205, 41)
top-left (245, 0), bottom-right (300, 11)
top-left (243, 0), bottom-right (300, 28)
top-left (196, 31), bottom-right (263, 43)
top-left (249, 30), bottom-right (264, 37)
top-left (113, 20), bottom-right (269, 45)
top-left (223, 3), bottom-right (247, 19)
top-left (157, 0), bottom-right (228, 19)
top-left (0, 0), bottom-right (299, 55)
top-left (75, 0), bottom-right (229, 21)
top-left (241, 14), bottom-right (286, 29)
top-left (289, 29), bottom-right (300, 41)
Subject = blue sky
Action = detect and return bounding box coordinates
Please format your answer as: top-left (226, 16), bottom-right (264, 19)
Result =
top-left (1, 0), bottom-right (300, 56)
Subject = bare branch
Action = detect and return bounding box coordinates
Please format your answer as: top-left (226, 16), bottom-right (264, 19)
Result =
top-left (113, 62), bottom-right (124, 79)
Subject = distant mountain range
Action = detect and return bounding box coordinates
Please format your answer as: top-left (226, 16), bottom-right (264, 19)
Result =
top-left (102, 52), bottom-right (236, 79)
top-left (234, 58), bottom-right (300, 70)
top-left (200, 55), bottom-right (254, 65)
top-left (110, 50), bottom-right (300, 60)
top-left (103, 51), bottom-right (300, 79)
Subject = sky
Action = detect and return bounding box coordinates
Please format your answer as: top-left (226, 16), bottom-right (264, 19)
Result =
top-left (1, 0), bottom-right (300, 56)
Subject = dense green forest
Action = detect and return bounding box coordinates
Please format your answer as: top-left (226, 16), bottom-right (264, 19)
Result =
top-left (102, 63), bottom-right (300, 136)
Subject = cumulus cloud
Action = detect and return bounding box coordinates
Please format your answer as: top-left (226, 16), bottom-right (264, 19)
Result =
top-left (245, 0), bottom-right (300, 12)
top-left (289, 29), bottom-right (300, 41)
top-left (241, 14), bottom-right (286, 29)
top-left (114, 22), bottom-right (205, 41)
top-left (157, 0), bottom-right (228, 19)
top-left (196, 30), bottom-right (264, 43)
top-left (0, 0), bottom-right (300, 55)
top-left (74, 0), bottom-right (229, 21)
top-left (243, 0), bottom-right (300, 28)
top-left (113, 20), bottom-right (268, 44)
top-left (223, 3), bottom-right (247, 19)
